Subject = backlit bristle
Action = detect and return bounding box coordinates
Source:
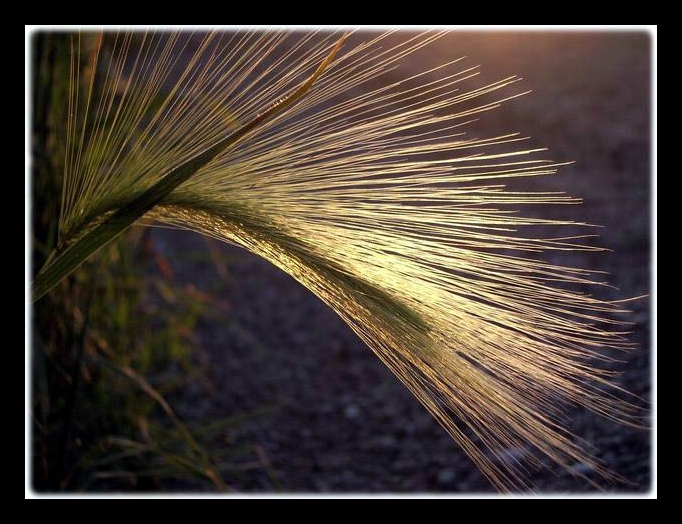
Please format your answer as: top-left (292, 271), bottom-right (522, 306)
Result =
top-left (51, 30), bottom-right (644, 491)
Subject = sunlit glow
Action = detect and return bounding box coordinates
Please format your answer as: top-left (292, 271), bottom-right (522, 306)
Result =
top-left (57, 30), bottom-right (643, 491)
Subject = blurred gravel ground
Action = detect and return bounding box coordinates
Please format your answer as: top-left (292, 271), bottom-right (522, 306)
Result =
top-left (152, 31), bottom-right (652, 494)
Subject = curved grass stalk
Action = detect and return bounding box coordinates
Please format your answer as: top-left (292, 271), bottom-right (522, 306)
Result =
top-left (32, 30), bottom-right (645, 491)
top-left (91, 354), bottom-right (229, 491)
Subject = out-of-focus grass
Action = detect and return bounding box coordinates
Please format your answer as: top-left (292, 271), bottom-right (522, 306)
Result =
top-left (31, 226), bottom-right (281, 491)
top-left (31, 33), bottom-right (279, 493)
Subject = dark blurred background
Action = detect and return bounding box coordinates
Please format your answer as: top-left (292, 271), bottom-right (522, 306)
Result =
top-left (31, 30), bottom-right (652, 494)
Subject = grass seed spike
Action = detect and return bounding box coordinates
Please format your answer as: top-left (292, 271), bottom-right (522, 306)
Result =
top-left (32, 30), bottom-right (644, 491)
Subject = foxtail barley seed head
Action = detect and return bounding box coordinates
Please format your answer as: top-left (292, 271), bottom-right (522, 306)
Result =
top-left (33, 30), bottom-right (646, 491)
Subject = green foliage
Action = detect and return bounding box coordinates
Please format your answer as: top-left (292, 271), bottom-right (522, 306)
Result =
top-left (31, 33), bottom-right (278, 492)
top-left (32, 229), bottom-right (279, 491)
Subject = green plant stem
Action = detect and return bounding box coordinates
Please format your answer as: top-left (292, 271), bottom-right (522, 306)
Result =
top-left (32, 34), bottom-right (346, 303)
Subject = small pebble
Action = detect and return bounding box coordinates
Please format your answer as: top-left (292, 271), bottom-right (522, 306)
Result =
top-left (437, 468), bottom-right (457, 486)
top-left (344, 404), bottom-right (360, 419)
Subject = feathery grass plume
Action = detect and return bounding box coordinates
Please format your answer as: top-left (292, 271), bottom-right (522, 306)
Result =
top-left (33, 30), bottom-right (645, 491)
